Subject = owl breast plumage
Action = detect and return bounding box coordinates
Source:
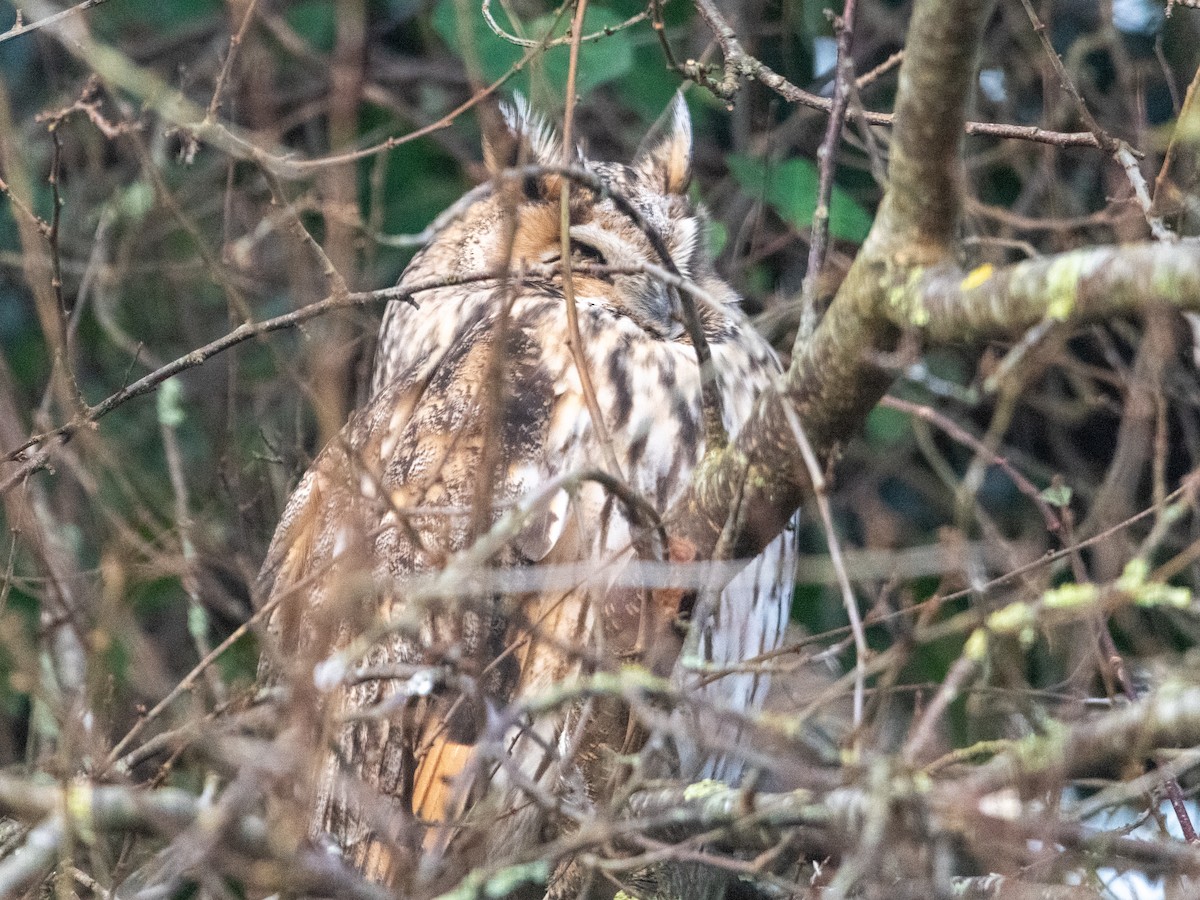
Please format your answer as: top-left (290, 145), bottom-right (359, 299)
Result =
top-left (257, 94), bottom-right (796, 890)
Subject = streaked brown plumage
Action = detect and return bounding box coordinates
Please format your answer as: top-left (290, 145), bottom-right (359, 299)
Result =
top-left (257, 95), bottom-right (796, 894)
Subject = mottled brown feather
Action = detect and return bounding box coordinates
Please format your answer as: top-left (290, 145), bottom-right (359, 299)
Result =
top-left (257, 97), bottom-right (796, 893)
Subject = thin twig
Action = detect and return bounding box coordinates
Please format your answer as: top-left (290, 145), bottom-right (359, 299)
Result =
top-left (558, 0), bottom-right (626, 480)
top-left (881, 395), bottom-right (1064, 536)
top-left (684, 0), bottom-right (1100, 148)
top-left (782, 403), bottom-right (866, 728)
top-left (158, 379), bottom-right (225, 705)
top-left (1017, 0), bottom-right (1118, 152)
top-left (1116, 144), bottom-right (1178, 242)
top-left (1152, 60), bottom-right (1200, 211)
top-left (0, 249), bottom-right (726, 491)
top-left (0, 776), bottom-right (390, 900)
top-left (903, 652), bottom-right (981, 767)
top-left (480, 0), bottom-right (645, 48)
top-left (103, 592), bottom-right (284, 771)
top-left (855, 50), bottom-right (903, 91)
top-left (1019, 0), bottom-right (1174, 244)
top-left (0, 0), bottom-right (108, 46)
top-left (205, 0), bottom-right (261, 121)
top-left (797, 0), bottom-right (859, 342)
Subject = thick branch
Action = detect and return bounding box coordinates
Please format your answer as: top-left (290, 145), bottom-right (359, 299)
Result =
top-left (868, 0), bottom-right (992, 257)
top-left (667, 0), bottom-right (1200, 610)
top-left (965, 680), bottom-right (1200, 796)
top-left (671, 0), bottom-right (997, 562)
top-left (897, 242), bottom-right (1200, 343)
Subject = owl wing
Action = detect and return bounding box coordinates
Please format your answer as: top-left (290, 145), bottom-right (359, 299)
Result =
top-left (258, 288), bottom-right (652, 881)
top-left (259, 283), bottom-right (793, 883)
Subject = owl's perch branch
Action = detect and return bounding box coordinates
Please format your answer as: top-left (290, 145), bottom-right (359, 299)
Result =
top-left (669, 0), bottom-right (990, 562)
top-left (666, 0), bottom-right (1200, 575)
top-left (671, 232), bottom-right (1200, 568)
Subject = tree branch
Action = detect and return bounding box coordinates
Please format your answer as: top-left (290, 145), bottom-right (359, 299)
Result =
top-left (668, 0), bottom-right (997, 563)
top-left (897, 242), bottom-right (1200, 343)
top-left (668, 0), bottom-right (1200, 583)
top-left (0, 774), bottom-right (390, 900)
top-left (626, 679), bottom-right (1200, 874)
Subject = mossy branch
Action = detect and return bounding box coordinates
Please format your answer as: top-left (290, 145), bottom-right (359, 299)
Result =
top-left (666, 0), bottom-right (1200, 580)
top-left (668, 0), bottom-right (997, 561)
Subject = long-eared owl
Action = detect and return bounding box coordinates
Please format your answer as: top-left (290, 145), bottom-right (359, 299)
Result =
top-left (256, 94), bottom-right (797, 894)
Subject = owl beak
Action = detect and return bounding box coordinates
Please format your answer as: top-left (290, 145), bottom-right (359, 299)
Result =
top-left (668, 290), bottom-right (688, 340)
top-left (657, 285), bottom-right (687, 341)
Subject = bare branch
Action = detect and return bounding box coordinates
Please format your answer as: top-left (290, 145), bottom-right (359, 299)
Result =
top-left (0, 775), bottom-right (390, 900)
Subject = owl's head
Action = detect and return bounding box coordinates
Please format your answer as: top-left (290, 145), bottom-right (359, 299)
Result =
top-left (408, 94), bottom-right (736, 340)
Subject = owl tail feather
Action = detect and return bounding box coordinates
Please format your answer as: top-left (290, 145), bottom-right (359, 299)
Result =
top-left (412, 736), bottom-right (476, 854)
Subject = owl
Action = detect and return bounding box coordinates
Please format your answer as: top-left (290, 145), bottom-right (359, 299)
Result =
top-left (256, 94), bottom-right (796, 896)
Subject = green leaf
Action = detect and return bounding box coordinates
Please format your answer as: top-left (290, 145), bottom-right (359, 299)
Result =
top-left (156, 377), bottom-right (186, 428)
top-left (432, 0), bottom-right (518, 83)
top-left (727, 154), bottom-right (873, 243)
top-left (432, 0), bottom-right (635, 101)
top-left (285, 0), bottom-right (337, 54)
top-left (864, 404), bottom-right (912, 448)
top-left (535, 8), bottom-right (635, 97)
top-left (1039, 483), bottom-right (1072, 508)
top-left (92, 0), bottom-right (221, 39)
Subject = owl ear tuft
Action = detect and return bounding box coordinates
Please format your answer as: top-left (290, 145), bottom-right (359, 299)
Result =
top-left (633, 91), bottom-right (692, 195)
top-left (482, 93), bottom-right (565, 198)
